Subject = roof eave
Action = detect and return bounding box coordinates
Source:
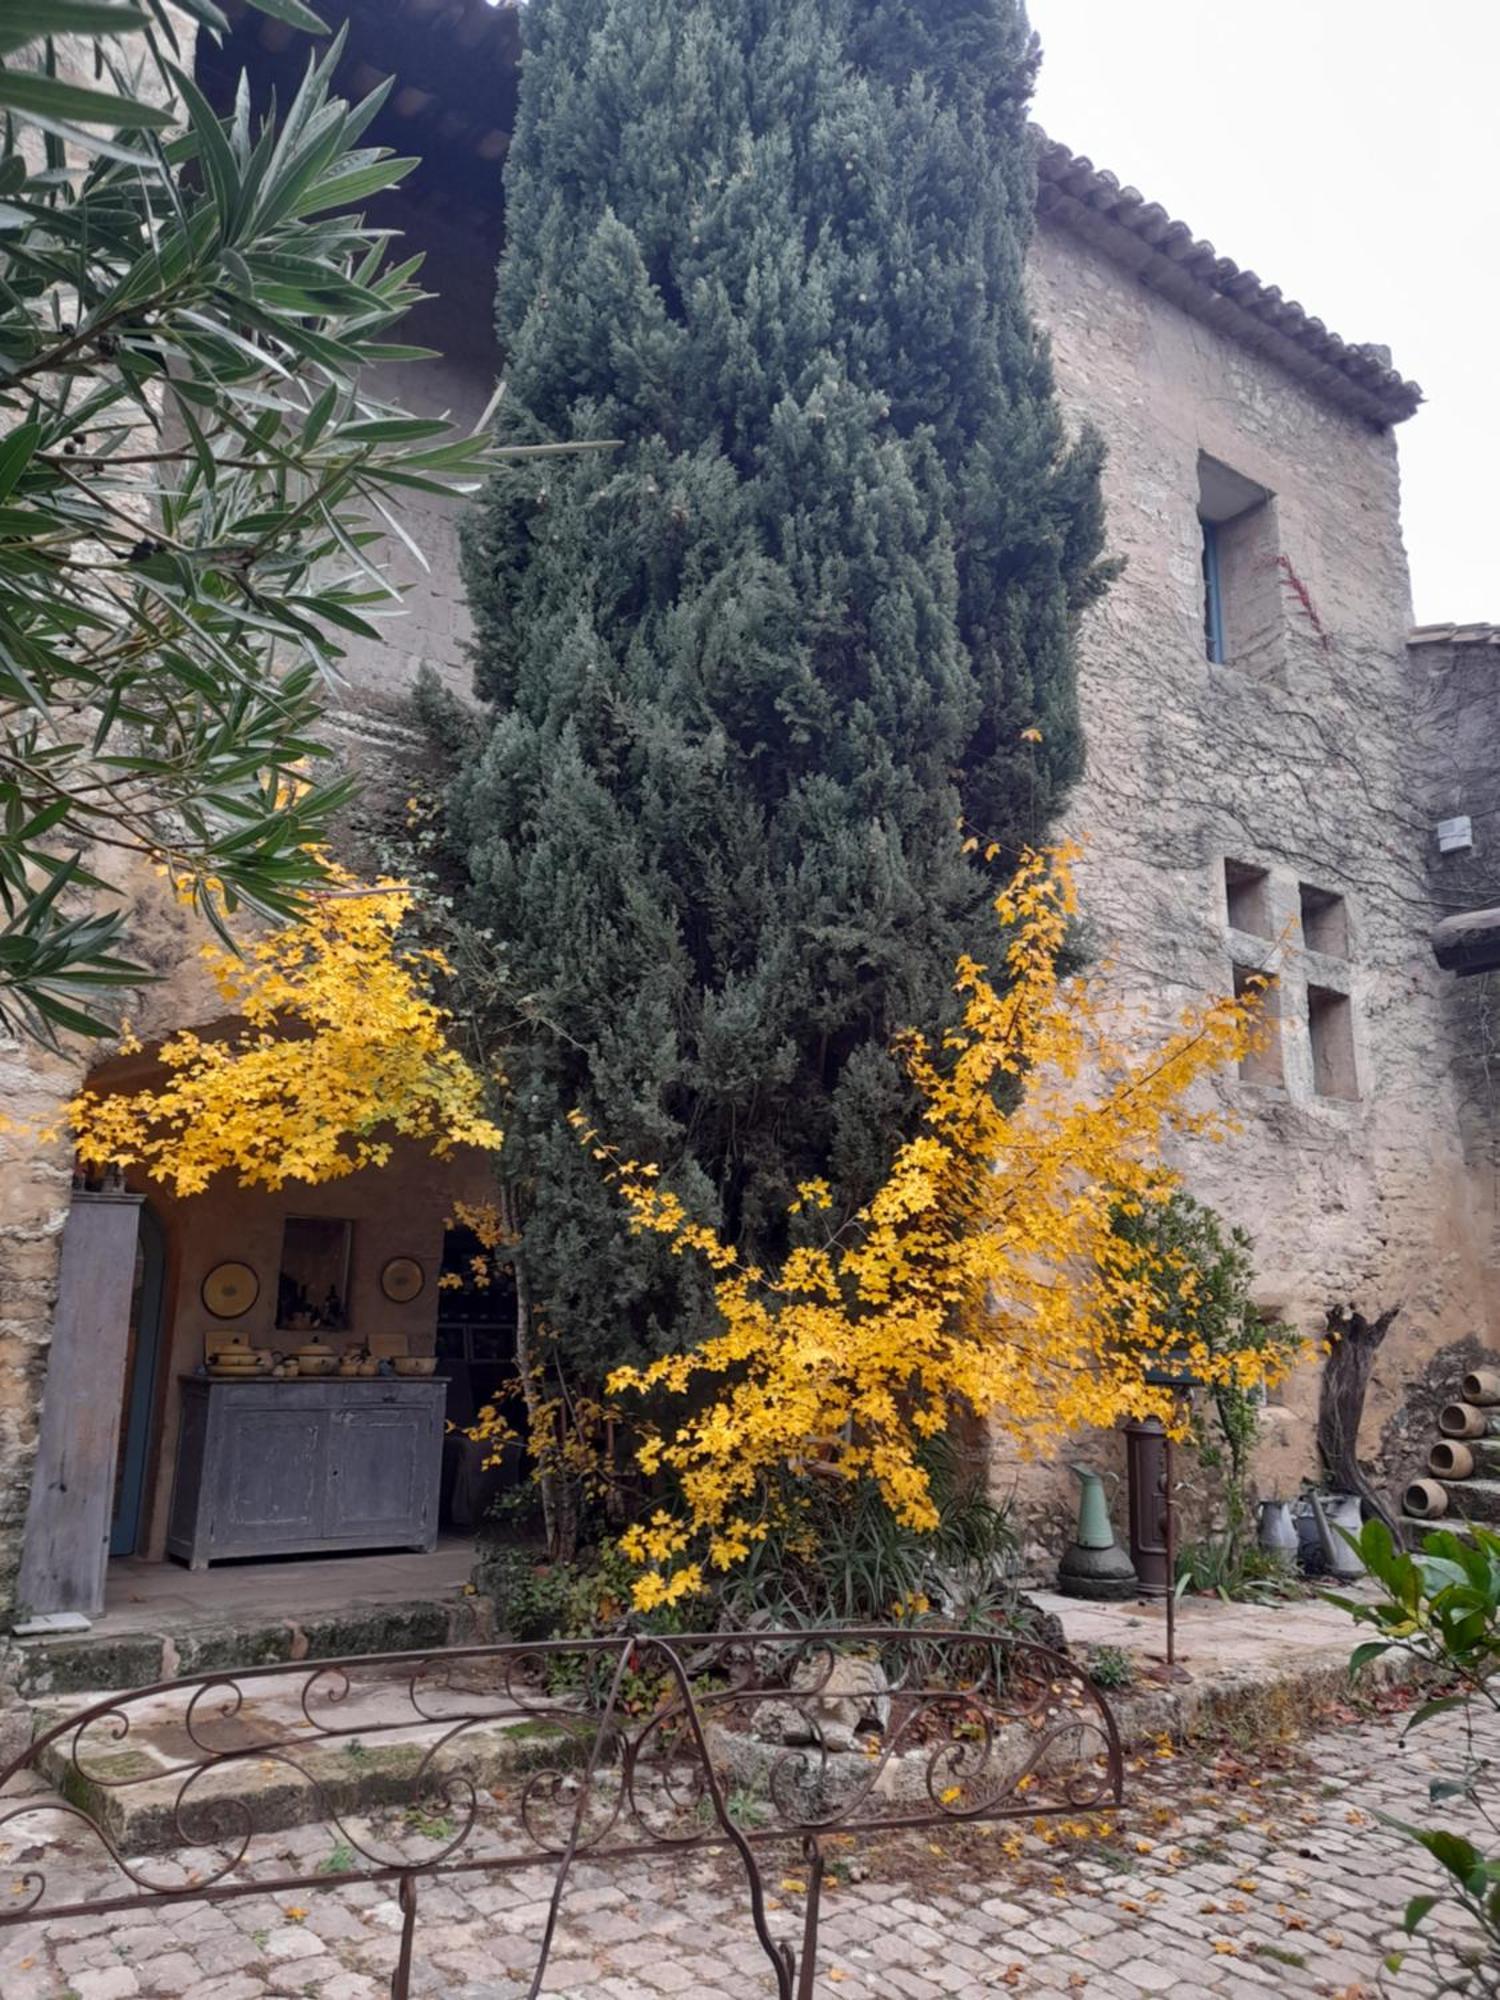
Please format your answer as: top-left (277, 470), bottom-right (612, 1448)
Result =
top-left (1409, 622), bottom-right (1500, 649)
top-left (1034, 134), bottom-right (1422, 429)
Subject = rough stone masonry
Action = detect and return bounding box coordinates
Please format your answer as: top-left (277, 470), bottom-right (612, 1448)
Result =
top-left (2, 12), bottom-right (1495, 1616)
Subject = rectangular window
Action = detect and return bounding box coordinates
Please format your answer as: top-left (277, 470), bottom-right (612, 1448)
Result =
top-left (1299, 883), bottom-right (1349, 958)
top-left (1233, 963), bottom-right (1283, 1086)
top-left (1224, 860), bottom-right (1273, 939)
top-left (1307, 984), bottom-right (1358, 1100)
top-left (1198, 455), bottom-right (1280, 677)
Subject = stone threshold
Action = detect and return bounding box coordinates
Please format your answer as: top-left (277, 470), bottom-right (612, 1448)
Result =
top-left (23, 1683), bottom-right (569, 1855)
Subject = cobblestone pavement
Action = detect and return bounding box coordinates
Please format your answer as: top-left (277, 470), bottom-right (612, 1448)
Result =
top-left (1, 1699), bottom-right (1493, 2000)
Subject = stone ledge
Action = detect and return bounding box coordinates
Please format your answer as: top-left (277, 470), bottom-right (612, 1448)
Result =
top-left (7, 1595), bottom-right (489, 1701)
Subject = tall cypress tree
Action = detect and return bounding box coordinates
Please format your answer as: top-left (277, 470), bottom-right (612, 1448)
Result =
top-left (448, 0), bottom-right (1112, 1423)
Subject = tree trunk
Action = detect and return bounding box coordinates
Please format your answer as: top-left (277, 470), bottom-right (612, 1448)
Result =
top-left (500, 1184), bottom-right (574, 1561)
top-left (1319, 1303), bottom-right (1401, 1532)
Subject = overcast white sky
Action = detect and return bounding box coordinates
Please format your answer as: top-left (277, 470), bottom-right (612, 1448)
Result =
top-left (1027, 1), bottom-right (1498, 625)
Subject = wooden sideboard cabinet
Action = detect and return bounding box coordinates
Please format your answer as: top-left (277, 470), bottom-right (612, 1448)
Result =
top-left (165, 1377), bottom-right (445, 1569)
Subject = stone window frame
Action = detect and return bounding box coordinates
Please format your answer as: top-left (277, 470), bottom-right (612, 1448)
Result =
top-left (1197, 453), bottom-right (1286, 686)
top-left (1218, 854), bottom-right (1364, 1108)
top-left (1307, 984), bottom-right (1359, 1101)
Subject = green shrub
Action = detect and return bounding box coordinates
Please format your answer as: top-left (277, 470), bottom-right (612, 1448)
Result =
top-left (1085, 1645), bottom-right (1136, 1693)
top-left (1340, 1518), bottom-right (1500, 1992)
top-left (1176, 1538), bottom-right (1300, 1605)
top-left (482, 1539), bottom-right (642, 1643)
top-left (1115, 1193), bottom-right (1302, 1591)
top-left (716, 1439), bottom-right (1018, 1631)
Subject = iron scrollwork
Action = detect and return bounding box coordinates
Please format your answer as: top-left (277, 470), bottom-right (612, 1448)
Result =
top-left (0, 1627), bottom-right (1123, 1999)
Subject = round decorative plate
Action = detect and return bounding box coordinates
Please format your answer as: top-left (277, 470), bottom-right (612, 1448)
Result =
top-left (380, 1255), bottom-right (425, 1304)
top-left (202, 1260), bottom-right (258, 1319)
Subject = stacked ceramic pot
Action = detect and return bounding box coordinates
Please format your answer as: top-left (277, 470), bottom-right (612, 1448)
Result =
top-left (1404, 1369), bottom-right (1500, 1527)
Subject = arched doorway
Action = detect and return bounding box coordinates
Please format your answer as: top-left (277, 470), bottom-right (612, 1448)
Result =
top-left (110, 1204), bottom-right (166, 1558)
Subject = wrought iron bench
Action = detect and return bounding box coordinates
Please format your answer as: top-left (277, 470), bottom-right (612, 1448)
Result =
top-left (0, 1627), bottom-right (1122, 1999)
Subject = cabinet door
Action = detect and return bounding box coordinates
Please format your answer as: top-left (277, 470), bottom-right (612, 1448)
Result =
top-left (218, 1405), bottom-right (324, 1550)
top-left (325, 1402), bottom-right (436, 1545)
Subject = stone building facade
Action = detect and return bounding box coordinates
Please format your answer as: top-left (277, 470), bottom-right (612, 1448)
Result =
top-left (1, 2), bottom-right (1494, 1621)
top-left (1413, 624), bottom-right (1500, 1281)
top-left (1005, 146), bottom-right (1498, 1515)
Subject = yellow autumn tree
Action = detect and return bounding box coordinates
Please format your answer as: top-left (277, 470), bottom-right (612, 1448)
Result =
top-left (67, 866), bottom-right (501, 1194)
top-left (586, 846), bottom-right (1293, 1609)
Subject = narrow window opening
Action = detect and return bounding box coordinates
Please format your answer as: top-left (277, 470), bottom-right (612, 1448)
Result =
top-left (1307, 985), bottom-right (1358, 1100)
top-left (1224, 860), bottom-right (1273, 939)
top-left (1233, 963), bottom-right (1283, 1086)
top-left (1299, 883), bottom-right (1349, 958)
top-left (1197, 455), bottom-right (1279, 676)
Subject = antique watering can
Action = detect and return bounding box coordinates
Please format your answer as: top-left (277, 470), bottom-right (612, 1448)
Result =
top-left (1057, 1465), bottom-right (1138, 1601)
top-left (1257, 1497), bottom-right (1299, 1560)
top-left (1309, 1491), bottom-right (1365, 1579)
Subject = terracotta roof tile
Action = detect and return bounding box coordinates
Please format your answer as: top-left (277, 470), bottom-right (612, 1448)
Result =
top-left (1034, 133), bottom-right (1422, 428)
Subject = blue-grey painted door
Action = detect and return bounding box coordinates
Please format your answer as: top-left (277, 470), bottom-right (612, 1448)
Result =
top-left (110, 1205), bottom-right (165, 1559)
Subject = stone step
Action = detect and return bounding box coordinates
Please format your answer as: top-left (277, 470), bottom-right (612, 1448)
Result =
top-left (18, 1661), bottom-right (579, 1855)
top-left (1428, 1438), bottom-right (1500, 1481)
top-left (1428, 1478), bottom-right (1500, 1526)
top-left (1403, 1512), bottom-right (1479, 1540)
top-left (10, 1595), bottom-right (482, 1700)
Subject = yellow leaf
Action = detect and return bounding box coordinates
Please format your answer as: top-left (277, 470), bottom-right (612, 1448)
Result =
top-left (575, 846), bottom-right (1288, 1608)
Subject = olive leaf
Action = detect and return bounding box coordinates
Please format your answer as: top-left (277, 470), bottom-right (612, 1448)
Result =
top-left (0, 3), bottom-right (606, 1044)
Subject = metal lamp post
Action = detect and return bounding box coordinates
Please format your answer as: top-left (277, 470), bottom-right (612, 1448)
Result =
top-left (1142, 1355), bottom-right (1204, 1682)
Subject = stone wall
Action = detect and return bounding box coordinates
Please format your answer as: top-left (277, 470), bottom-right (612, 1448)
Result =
top-left (323, 191), bottom-right (501, 720)
top-left (2, 86), bottom-right (1492, 1610)
top-left (1413, 630), bottom-right (1500, 1294)
top-left (1000, 221), bottom-right (1496, 1528)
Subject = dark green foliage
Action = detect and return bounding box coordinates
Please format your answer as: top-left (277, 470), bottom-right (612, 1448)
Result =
top-left (448, 0), bottom-right (1112, 1382)
top-left (0, 4), bottom-right (501, 1042)
top-left (478, 1440), bottom-right (1017, 1637)
top-left (1084, 1644), bottom-right (1136, 1693)
top-left (716, 1439), bottom-right (1019, 1629)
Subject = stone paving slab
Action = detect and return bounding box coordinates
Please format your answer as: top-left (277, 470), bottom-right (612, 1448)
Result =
top-left (0, 1695), bottom-right (1493, 1997)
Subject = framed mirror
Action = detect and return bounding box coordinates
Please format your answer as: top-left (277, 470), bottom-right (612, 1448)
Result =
top-left (276, 1217), bottom-right (353, 1333)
